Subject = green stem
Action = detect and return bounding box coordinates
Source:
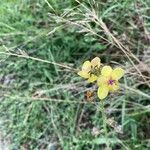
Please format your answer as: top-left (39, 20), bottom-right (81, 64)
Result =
top-left (100, 100), bottom-right (111, 150)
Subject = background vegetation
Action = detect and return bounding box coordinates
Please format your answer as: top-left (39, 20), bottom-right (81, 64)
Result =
top-left (0, 0), bottom-right (150, 149)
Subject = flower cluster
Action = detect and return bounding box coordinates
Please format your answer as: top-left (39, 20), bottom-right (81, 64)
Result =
top-left (78, 57), bottom-right (125, 100)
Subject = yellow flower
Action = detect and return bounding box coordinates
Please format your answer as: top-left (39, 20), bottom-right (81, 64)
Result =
top-left (97, 66), bottom-right (125, 99)
top-left (78, 57), bottom-right (101, 83)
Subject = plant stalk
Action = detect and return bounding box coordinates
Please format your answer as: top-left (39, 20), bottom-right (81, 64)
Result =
top-left (100, 100), bottom-right (111, 150)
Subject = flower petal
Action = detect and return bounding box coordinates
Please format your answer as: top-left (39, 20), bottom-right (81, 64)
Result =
top-left (87, 74), bottom-right (98, 83)
top-left (97, 85), bottom-right (109, 100)
top-left (108, 82), bottom-right (119, 92)
top-left (112, 67), bottom-right (125, 80)
top-left (97, 76), bottom-right (108, 86)
top-left (101, 66), bottom-right (112, 77)
top-left (78, 71), bottom-right (90, 78)
top-left (91, 57), bottom-right (101, 68)
top-left (82, 61), bottom-right (91, 72)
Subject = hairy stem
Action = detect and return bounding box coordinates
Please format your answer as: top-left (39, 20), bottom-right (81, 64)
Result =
top-left (100, 100), bottom-right (111, 150)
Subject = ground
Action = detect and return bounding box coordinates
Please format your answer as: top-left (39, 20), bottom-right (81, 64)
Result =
top-left (0, 0), bottom-right (150, 150)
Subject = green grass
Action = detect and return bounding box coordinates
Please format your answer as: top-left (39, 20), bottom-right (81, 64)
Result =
top-left (0, 0), bottom-right (150, 149)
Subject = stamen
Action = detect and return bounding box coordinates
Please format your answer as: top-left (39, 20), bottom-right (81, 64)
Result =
top-left (108, 80), bottom-right (115, 85)
top-left (89, 66), bottom-right (100, 76)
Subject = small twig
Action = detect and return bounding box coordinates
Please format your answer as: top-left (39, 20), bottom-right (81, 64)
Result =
top-left (1, 47), bottom-right (77, 71)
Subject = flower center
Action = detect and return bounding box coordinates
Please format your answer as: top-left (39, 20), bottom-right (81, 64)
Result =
top-left (108, 79), bottom-right (115, 85)
top-left (89, 66), bottom-right (100, 76)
